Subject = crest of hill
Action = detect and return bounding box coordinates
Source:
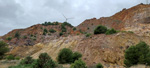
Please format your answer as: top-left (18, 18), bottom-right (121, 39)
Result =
top-left (77, 4), bottom-right (150, 36)
top-left (1, 22), bottom-right (78, 46)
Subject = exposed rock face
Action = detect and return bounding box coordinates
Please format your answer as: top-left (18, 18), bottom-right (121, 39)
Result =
top-left (9, 32), bottom-right (150, 67)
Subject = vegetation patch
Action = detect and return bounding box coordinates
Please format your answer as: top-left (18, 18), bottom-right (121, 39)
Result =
top-left (42, 21), bottom-right (59, 26)
top-left (94, 25), bottom-right (118, 35)
top-left (124, 41), bottom-right (150, 67)
top-left (6, 37), bottom-right (12, 41)
top-left (0, 41), bottom-right (9, 59)
top-left (49, 29), bottom-right (56, 33)
top-left (57, 48), bottom-right (82, 64)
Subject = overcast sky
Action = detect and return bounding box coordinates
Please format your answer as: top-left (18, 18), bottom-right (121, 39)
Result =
top-left (0, 0), bottom-right (147, 36)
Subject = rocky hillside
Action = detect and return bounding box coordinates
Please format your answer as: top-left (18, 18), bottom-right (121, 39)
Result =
top-left (1, 4), bottom-right (150, 68)
top-left (77, 4), bottom-right (150, 36)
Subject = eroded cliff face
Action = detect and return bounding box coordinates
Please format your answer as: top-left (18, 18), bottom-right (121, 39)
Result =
top-left (9, 32), bottom-right (150, 68)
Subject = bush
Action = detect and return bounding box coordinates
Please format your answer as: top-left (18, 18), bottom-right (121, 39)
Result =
top-left (0, 41), bottom-right (9, 59)
top-left (33, 53), bottom-right (56, 68)
top-left (94, 25), bottom-right (107, 34)
top-left (72, 52), bottom-right (82, 62)
top-left (20, 56), bottom-right (34, 65)
top-left (73, 27), bottom-right (76, 31)
top-left (128, 31), bottom-right (134, 34)
top-left (59, 32), bottom-right (63, 36)
top-left (85, 33), bottom-right (91, 37)
top-left (70, 59), bottom-right (87, 68)
top-left (61, 24), bottom-right (67, 32)
top-left (6, 55), bottom-right (20, 60)
top-left (96, 63), bottom-right (103, 68)
top-left (6, 37), bottom-right (12, 41)
top-left (49, 29), bottom-right (56, 33)
top-left (55, 22), bottom-right (59, 25)
top-left (57, 48), bottom-right (73, 64)
top-left (44, 28), bottom-right (48, 33)
top-left (9, 65), bottom-right (33, 68)
top-left (6, 55), bottom-right (15, 60)
top-left (23, 36), bottom-right (27, 39)
top-left (62, 22), bottom-right (73, 27)
top-left (57, 48), bottom-right (82, 64)
top-left (42, 21), bottom-right (59, 26)
top-left (124, 41), bottom-right (150, 67)
top-left (15, 32), bottom-right (20, 39)
top-left (105, 28), bottom-right (117, 35)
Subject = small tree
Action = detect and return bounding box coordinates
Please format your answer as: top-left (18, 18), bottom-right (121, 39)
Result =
top-left (72, 52), bottom-right (82, 62)
top-left (59, 32), bottom-right (63, 36)
top-left (124, 41), bottom-right (150, 67)
top-left (96, 63), bottom-right (103, 68)
top-left (0, 41), bottom-right (9, 59)
top-left (94, 25), bottom-right (107, 34)
top-left (105, 28), bottom-right (117, 35)
top-left (15, 32), bottom-right (20, 39)
top-left (49, 29), bottom-right (56, 33)
top-left (70, 59), bottom-right (87, 68)
top-left (73, 27), bottom-right (76, 31)
top-left (33, 53), bottom-right (56, 68)
top-left (20, 56), bottom-right (34, 65)
top-left (44, 28), bottom-right (48, 33)
top-left (6, 37), bottom-right (12, 41)
top-left (85, 33), bottom-right (91, 37)
top-left (57, 48), bottom-right (73, 64)
top-left (6, 55), bottom-right (15, 60)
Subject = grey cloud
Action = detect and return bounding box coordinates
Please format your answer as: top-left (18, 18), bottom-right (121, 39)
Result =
top-left (0, 0), bottom-right (147, 36)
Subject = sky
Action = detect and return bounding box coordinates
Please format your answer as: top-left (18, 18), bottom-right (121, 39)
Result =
top-left (0, 0), bottom-right (147, 36)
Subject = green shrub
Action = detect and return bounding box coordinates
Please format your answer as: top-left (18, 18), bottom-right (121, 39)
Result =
top-left (6, 55), bottom-right (15, 60)
top-left (96, 63), bottom-right (103, 68)
top-left (55, 22), bottom-right (59, 25)
top-left (33, 53), bottom-right (56, 68)
top-left (128, 31), bottom-right (134, 34)
top-left (124, 41), bottom-right (150, 67)
top-left (20, 56), bottom-right (34, 65)
top-left (59, 32), bottom-right (63, 36)
top-left (94, 25), bottom-right (107, 34)
top-left (61, 24), bottom-right (67, 32)
top-left (73, 27), bottom-right (76, 31)
top-left (62, 22), bottom-right (73, 27)
top-left (72, 52), bottom-right (82, 62)
top-left (9, 64), bottom-right (33, 68)
top-left (57, 48), bottom-right (82, 64)
top-left (85, 33), bottom-right (91, 37)
top-left (44, 28), bottom-right (48, 33)
top-left (15, 32), bottom-right (20, 39)
top-left (15, 57), bottom-right (20, 60)
top-left (23, 36), bottom-right (27, 39)
top-left (30, 34), bottom-right (33, 37)
top-left (49, 29), bottom-right (56, 33)
top-left (43, 32), bottom-right (46, 35)
top-left (6, 37), bottom-right (12, 41)
top-left (70, 59), bottom-right (87, 68)
top-left (0, 41), bottom-right (9, 59)
top-left (105, 28), bottom-right (117, 35)
top-left (57, 48), bottom-right (73, 64)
